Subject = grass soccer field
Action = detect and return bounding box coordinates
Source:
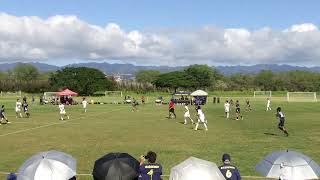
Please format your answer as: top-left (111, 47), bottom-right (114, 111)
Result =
top-left (0, 96), bottom-right (319, 180)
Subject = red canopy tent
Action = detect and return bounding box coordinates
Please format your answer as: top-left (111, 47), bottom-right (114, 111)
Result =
top-left (57, 89), bottom-right (78, 96)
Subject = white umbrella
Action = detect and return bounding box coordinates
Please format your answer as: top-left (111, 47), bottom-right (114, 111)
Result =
top-left (169, 157), bottom-right (225, 180)
top-left (256, 150), bottom-right (320, 180)
top-left (18, 150), bottom-right (76, 180)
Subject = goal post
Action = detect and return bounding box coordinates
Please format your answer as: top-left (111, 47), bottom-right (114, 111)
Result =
top-left (253, 91), bottom-right (272, 98)
top-left (287, 92), bottom-right (317, 102)
top-left (105, 91), bottom-right (123, 97)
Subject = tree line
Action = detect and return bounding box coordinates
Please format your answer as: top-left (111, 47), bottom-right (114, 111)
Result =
top-left (0, 63), bottom-right (320, 95)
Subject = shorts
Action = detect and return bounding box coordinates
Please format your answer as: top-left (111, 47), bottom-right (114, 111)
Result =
top-left (60, 111), bottom-right (66, 115)
top-left (198, 117), bottom-right (205, 122)
top-left (184, 112), bottom-right (190, 117)
top-left (169, 108), bottom-right (175, 113)
top-left (16, 109), bottom-right (21, 112)
top-left (225, 109), bottom-right (229, 113)
top-left (278, 118), bottom-right (285, 127)
top-left (236, 108), bottom-right (240, 113)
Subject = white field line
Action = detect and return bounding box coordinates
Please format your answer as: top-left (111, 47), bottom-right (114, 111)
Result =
top-left (0, 108), bottom-right (124, 137)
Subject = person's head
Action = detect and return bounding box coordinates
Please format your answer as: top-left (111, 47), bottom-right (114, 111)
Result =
top-left (226, 100), bottom-right (228, 103)
top-left (17, 99), bottom-right (20, 102)
top-left (69, 176), bottom-right (76, 180)
top-left (7, 173), bottom-right (17, 180)
top-left (222, 153), bottom-right (231, 164)
top-left (145, 151), bottom-right (157, 163)
top-left (197, 105), bottom-right (201, 110)
top-left (185, 102), bottom-right (189, 106)
top-left (277, 107), bottom-right (281, 112)
top-left (2, 105), bottom-right (4, 108)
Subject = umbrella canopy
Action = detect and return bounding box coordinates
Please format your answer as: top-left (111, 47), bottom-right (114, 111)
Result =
top-left (92, 152), bottom-right (140, 180)
top-left (190, 90), bottom-right (208, 96)
top-left (18, 150), bottom-right (76, 180)
top-left (57, 89), bottom-right (78, 96)
top-left (256, 150), bottom-right (320, 180)
top-left (169, 157), bottom-right (225, 180)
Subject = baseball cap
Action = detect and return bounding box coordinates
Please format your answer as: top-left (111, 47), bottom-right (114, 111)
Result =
top-left (222, 153), bottom-right (231, 162)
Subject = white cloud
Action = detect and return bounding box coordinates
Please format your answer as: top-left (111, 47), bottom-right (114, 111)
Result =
top-left (0, 12), bottom-right (320, 66)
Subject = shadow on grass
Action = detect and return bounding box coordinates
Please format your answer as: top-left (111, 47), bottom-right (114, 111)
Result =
top-left (264, 132), bottom-right (281, 136)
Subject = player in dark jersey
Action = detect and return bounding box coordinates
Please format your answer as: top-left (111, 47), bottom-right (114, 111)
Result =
top-left (132, 98), bottom-right (138, 112)
top-left (245, 99), bottom-right (252, 112)
top-left (235, 101), bottom-right (243, 120)
top-left (219, 154), bottom-right (241, 180)
top-left (23, 102), bottom-right (30, 118)
top-left (276, 107), bottom-right (289, 136)
top-left (0, 105), bottom-right (10, 124)
top-left (138, 151), bottom-right (162, 180)
top-left (168, 99), bottom-right (176, 119)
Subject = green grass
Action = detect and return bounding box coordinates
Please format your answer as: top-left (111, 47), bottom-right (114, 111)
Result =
top-left (0, 96), bottom-right (319, 180)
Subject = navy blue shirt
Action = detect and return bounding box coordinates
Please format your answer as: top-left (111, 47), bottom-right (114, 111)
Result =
top-left (219, 164), bottom-right (241, 180)
top-left (138, 163), bottom-right (162, 180)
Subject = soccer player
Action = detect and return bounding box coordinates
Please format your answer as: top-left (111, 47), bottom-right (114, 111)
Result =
top-left (266, 98), bottom-right (272, 111)
top-left (168, 99), bottom-right (176, 119)
top-left (245, 99), bottom-right (252, 112)
top-left (235, 101), bottom-right (243, 120)
top-left (219, 153), bottom-right (241, 180)
top-left (82, 97), bottom-right (88, 113)
top-left (0, 105), bottom-right (10, 124)
top-left (23, 101), bottom-right (30, 118)
top-left (132, 98), bottom-right (138, 112)
top-left (224, 100), bottom-right (230, 119)
top-left (276, 107), bottom-right (289, 136)
top-left (183, 103), bottom-right (194, 124)
top-left (138, 151), bottom-right (162, 180)
top-left (141, 96), bottom-right (145, 104)
top-left (15, 99), bottom-right (22, 118)
top-left (59, 103), bottom-right (69, 120)
top-left (194, 106), bottom-right (208, 131)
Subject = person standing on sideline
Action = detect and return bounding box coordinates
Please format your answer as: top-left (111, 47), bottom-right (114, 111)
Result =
top-left (194, 106), bottom-right (208, 131)
top-left (82, 97), bottom-right (88, 113)
top-left (183, 103), bottom-right (194, 124)
top-left (224, 100), bottom-right (230, 119)
top-left (168, 99), bottom-right (176, 119)
top-left (267, 98), bottom-right (272, 111)
top-left (219, 154), bottom-right (241, 180)
top-left (138, 151), bottom-right (162, 180)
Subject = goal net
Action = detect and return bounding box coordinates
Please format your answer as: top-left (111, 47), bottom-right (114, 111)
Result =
top-left (287, 92), bottom-right (317, 102)
top-left (105, 91), bottom-right (123, 97)
top-left (253, 91), bottom-right (272, 98)
top-left (0, 90), bottom-right (22, 97)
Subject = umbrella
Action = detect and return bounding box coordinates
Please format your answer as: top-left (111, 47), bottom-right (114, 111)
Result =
top-left (92, 152), bottom-right (140, 180)
top-left (18, 150), bottom-right (76, 180)
top-left (169, 157), bottom-right (226, 180)
top-left (256, 150), bottom-right (320, 180)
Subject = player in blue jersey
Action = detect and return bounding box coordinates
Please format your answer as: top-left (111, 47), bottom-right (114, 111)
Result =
top-left (219, 154), bottom-right (241, 180)
top-left (276, 107), bottom-right (289, 136)
top-left (138, 151), bottom-right (162, 180)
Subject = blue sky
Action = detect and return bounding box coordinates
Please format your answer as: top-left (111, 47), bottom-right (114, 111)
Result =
top-left (0, 0), bottom-right (320, 66)
top-left (1, 0), bottom-right (319, 31)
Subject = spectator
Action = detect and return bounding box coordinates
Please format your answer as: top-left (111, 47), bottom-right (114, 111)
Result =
top-left (138, 151), bottom-right (162, 180)
top-left (218, 153), bottom-right (241, 180)
top-left (7, 173), bottom-right (17, 180)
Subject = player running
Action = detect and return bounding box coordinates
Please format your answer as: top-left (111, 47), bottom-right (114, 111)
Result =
top-left (82, 97), bottom-right (88, 113)
top-left (267, 98), bottom-right (272, 111)
top-left (224, 100), bottom-right (230, 119)
top-left (23, 101), bottom-right (30, 118)
top-left (276, 107), bottom-right (289, 136)
top-left (0, 105), bottom-right (10, 124)
top-left (235, 101), bottom-right (243, 120)
top-left (168, 99), bottom-right (176, 119)
top-left (194, 106), bottom-right (208, 131)
top-left (59, 103), bottom-right (69, 120)
top-left (183, 103), bottom-right (194, 124)
top-left (245, 99), bottom-right (252, 112)
top-left (15, 99), bottom-right (22, 118)
top-left (132, 98), bottom-right (138, 112)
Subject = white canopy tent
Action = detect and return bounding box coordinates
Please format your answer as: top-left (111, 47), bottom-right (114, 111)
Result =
top-left (191, 90), bottom-right (208, 96)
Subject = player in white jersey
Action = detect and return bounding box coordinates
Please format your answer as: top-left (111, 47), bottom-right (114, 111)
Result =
top-left (15, 99), bottom-right (22, 118)
top-left (194, 106), bottom-right (208, 131)
top-left (224, 100), bottom-right (230, 119)
top-left (82, 97), bottom-right (88, 113)
top-left (183, 103), bottom-right (194, 124)
top-left (59, 103), bottom-right (69, 120)
top-left (266, 98), bottom-right (271, 111)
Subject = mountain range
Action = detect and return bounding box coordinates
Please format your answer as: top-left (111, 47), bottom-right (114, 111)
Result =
top-left (1, 62), bottom-right (320, 76)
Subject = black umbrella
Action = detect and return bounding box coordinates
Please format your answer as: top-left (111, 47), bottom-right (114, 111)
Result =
top-left (92, 152), bottom-right (140, 180)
